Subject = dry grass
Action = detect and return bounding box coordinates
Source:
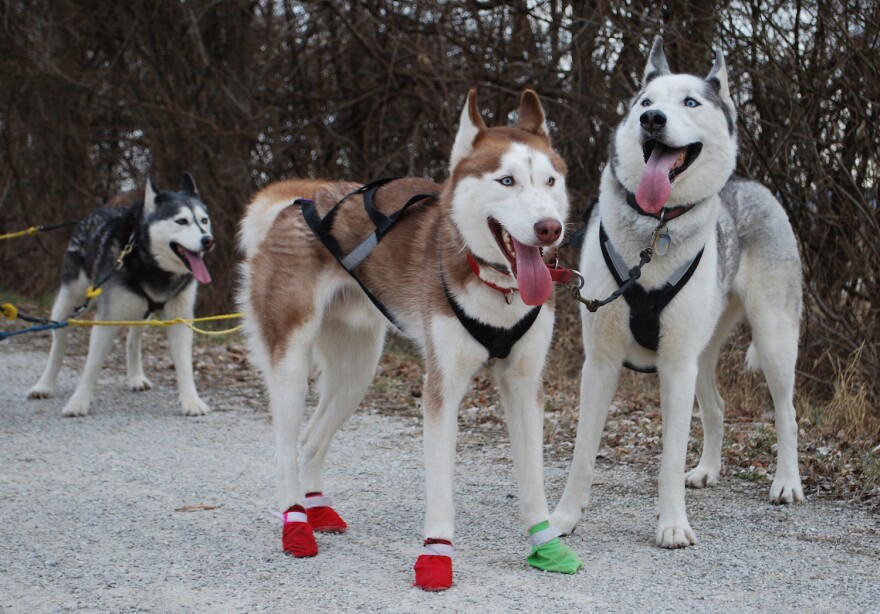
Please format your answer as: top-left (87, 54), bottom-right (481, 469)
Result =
top-left (821, 343), bottom-right (880, 440)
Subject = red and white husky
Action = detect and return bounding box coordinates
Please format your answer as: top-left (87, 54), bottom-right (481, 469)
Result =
top-left (238, 90), bottom-right (581, 590)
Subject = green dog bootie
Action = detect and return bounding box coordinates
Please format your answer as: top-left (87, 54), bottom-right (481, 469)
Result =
top-left (526, 520), bottom-right (583, 574)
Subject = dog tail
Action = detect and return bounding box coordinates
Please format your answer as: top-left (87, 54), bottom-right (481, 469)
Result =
top-left (237, 179), bottom-right (331, 257)
top-left (744, 343), bottom-right (761, 372)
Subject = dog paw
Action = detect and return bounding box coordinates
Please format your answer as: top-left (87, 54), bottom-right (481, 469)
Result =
top-left (128, 376), bottom-right (153, 392)
top-left (27, 384), bottom-right (54, 399)
top-left (61, 399), bottom-right (90, 417)
top-left (769, 476), bottom-right (804, 504)
top-left (685, 464), bottom-right (720, 489)
top-left (656, 522), bottom-right (697, 549)
top-left (181, 397), bottom-right (210, 416)
top-left (550, 506), bottom-right (582, 536)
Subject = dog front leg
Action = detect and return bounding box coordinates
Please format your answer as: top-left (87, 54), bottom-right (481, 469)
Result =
top-left (495, 358), bottom-right (550, 527)
top-left (656, 360), bottom-right (699, 548)
top-left (495, 353), bottom-right (583, 575)
top-left (414, 356), bottom-right (473, 591)
top-left (551, 353), bottom-right (621, 535)
top-left (61, 323), bottom-right (122, 417)
top-left (161, 284), bottom-right (209, 416)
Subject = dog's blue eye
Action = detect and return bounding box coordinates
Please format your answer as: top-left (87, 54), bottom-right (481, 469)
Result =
top-left (684, 97), bottom-right (700, 108)
top-left (641, 98), bottom-right (652, 107)
top-left (498, 176), bottom-right (515, 187)
top-left (175, 219), bottom-right (188, 226)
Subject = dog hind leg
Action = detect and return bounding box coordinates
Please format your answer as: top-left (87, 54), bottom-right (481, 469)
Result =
top-left (126, 326), bottom-right (153, 391)
top-left (28, 275), bottom-right (89, 399)
top-left (686, 296), bottom-right (744, 489)
top-left (299, 312), bottom-right (385, 531)
top-left (266, 320), bottom-right (323, 556)
top-left (744, 301), bottom-right (804, 504)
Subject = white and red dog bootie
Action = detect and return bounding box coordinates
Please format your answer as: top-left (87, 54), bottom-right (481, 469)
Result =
top-left (281, 505), bottom-right (318, 557)
top-left (304, 492), bottom-right (347, 533)
top-left (413, 538), bottom-right (453, 591)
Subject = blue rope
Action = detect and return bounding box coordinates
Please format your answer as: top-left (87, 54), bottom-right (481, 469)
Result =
top-left (0, 321), bottom-right (68, 341)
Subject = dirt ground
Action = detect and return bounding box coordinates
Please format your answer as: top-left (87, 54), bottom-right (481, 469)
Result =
top-left (1, 330), bottom-right (879, 612)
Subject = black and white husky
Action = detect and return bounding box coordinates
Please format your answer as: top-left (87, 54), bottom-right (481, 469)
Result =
top-left (552, 38), bottom-right (804, 548)
top-left (28, 173), bottom-right (215, 417)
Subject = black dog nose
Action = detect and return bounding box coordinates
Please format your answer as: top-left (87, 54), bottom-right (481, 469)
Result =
top-left (640, 109), bottom-right (667, 132)
top-left (201, 235), bottom-right (215, 250)
top-left (534, 218), bottom-right (562, 246)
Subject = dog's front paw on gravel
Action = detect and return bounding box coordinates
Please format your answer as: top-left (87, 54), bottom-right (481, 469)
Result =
top-left (61, 399), bottom-right (90, 417)
top-left (769, 476), bottom-right (805, 504)
top-left (656, 522), bottom-right (697, 548)
top-left (181, 397), bottom-right (210, 416)
top-left (128, 376), bottom-right (153, 392)
top-left (27, 384), bottom-right (54, 399)
top-left (685, 464), bottom-right (720, 489)
top-left (550, 506), bottom-right (582, 536)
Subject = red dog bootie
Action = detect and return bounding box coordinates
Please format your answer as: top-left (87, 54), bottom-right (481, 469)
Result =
top-left (305, 492), bottom-right (347, 533)
top-left (282, 505), bottom-right (318, 557)
top-left (413, 538), bottom-right (453, 591)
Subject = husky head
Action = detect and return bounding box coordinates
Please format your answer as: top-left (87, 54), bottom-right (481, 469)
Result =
top-left (142, 172), bottom-right (214, 284)
top-left (612, 37), bottom-right (738, 214)
top-left (450, 89), bottom-right (569, 306)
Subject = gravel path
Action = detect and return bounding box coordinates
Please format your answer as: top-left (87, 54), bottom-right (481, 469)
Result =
top-left (2, 341), bottom-right (878, 613)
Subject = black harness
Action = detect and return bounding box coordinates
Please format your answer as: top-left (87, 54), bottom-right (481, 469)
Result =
top-left (299, 178), bottom-right (541, 359)
top-left (441, 268), bottom-right (541, 360)
top-left (599, 223), bottom-right (703, 354)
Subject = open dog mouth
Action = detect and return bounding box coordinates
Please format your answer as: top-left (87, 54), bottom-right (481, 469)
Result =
top-left (636, 141), bottom-right (702, 213)
top-left (487, 217), bottom-right (551, 306)
top-left (171, 242), bottom-right (212, 284)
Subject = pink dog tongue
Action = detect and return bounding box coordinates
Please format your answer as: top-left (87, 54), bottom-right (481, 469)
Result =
top-left (635, 146), bottom-right (687, 213)
top-left (182, 249), bottom-right (212, 284)
top-left (512, 239), bottom-right (551, 306)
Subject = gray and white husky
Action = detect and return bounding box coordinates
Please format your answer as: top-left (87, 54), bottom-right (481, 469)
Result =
top-left (551, 38), bottom-right (804, 548)
top-left (28, 173), bottom-right (215, 417)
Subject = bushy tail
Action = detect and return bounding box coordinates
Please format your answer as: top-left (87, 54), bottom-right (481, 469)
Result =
top-left (238, 197), bottom-right (292, 258)
top-left (745, 342), bottom-right (761, 372)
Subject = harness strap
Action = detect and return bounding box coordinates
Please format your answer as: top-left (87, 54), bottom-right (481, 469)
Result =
top-left (301, 199), bottom-right (408, 332)
top-left (298, 179), bottom-right (439, 334)
top-left (300, 178), bottom-right (543, 359)
top-left (599, 224), bottom-right (703, 352)
top-left (441, 269), bottom-right (541, 360)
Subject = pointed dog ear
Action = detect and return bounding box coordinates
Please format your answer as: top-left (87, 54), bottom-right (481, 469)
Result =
top-left (516, 90), bottom-right (549, 138)
top-left (179, 171), bottom-right (199, 196)
top-left (450, 88), bottom-right (487, 169)
top-left (705, 47), bottom-right (731, 102)
top-left (643, 36), bottom-right (670, 85)
top-left (144, 177), bottom-right (158, 213)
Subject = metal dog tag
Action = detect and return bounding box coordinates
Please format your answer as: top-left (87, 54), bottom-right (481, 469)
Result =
top-left (654, 233), bottom-right (671, 256)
